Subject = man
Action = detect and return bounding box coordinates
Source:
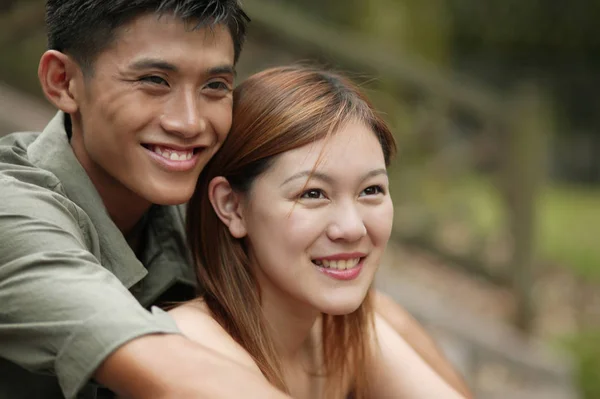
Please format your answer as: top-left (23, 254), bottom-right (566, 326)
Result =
top-left (0, 1), bottom-right (285, 398)
top-left (0, 1), bottom-right (470, 398)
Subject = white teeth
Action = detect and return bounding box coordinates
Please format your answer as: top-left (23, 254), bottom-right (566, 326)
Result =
top-left (151, 146), bottom-right (193, 161)
top-left (313, 258), bottom-right (361, 270)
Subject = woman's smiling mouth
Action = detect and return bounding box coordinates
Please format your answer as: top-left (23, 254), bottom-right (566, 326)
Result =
top-left (312, 257), bottom-right (361, 270)
top-left (311, 253), bottom-right (367, 281)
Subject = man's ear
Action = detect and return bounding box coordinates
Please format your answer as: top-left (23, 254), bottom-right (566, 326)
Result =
top-left (209, 176), bottom-right (247, 238)
top-left (38, 50), bottom-right (81, 114)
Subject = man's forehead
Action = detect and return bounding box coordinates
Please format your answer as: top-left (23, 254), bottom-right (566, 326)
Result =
top-left (97, 16), bottom-right (234, 69)
top-left (111, 13), bottom-right (234, 51)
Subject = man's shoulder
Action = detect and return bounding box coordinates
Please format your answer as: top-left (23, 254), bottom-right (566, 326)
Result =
top-left (0, 131), bottom-right (38, 163)
top-left (0, 131), bottom-right (67, 192)
top-left (0, 130), bottom-right (40, 156)
top-left (0, 132), bottom-right (81, 229)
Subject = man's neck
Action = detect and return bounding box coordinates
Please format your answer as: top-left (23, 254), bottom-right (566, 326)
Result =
top-left (69, 131), bottom-right (152, 235)
top-left (100, 184), bottom-right (152, 236)
top-left (124, 210), bottom-right (150, 256)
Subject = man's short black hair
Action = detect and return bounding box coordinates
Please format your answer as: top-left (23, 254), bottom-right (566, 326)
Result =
top-left (46, 0), bottom-right (250, 70)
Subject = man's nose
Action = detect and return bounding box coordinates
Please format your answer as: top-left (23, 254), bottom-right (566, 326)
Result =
top-left (160, 91), bottom-right (207, 139)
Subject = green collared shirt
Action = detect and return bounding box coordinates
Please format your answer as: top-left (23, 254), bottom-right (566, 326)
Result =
top-left (0, 112), bottom-right (197, 398)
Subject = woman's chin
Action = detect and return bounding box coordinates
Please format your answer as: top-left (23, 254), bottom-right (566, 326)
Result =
top-left (316, 296), bottom-right (365, 316)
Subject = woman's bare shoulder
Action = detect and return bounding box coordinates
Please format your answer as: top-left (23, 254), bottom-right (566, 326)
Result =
top-left (366, 314), bottom-right (465, 398)
top-left (169, 300), bottom-right (262, 375)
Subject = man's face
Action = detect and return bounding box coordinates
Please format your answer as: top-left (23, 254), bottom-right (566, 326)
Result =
top-left (70, 14), bottom-right (235, 206)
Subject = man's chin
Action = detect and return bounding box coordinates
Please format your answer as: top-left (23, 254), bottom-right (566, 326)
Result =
top-left (143, 186), bottom-right (195, 206)
top-left (150, 194), bottom-right (193, 206)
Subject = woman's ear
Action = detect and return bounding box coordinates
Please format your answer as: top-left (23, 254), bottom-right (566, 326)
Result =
top-left (38, 50), bottom-right (81, 114)
top-left (209, 176), bottom-right (247, 238)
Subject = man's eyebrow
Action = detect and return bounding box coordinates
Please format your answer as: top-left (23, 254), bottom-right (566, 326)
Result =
top-left (129, 58), bottom-right (178, 72)
top-left (280, 168), bottom-right (388, 187)
top-left (128, 60), bottom-right (236, 77)
top-left (208, 65), bottom-right (237, 77)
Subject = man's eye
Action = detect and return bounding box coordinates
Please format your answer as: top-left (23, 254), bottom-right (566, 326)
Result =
top-left (139, 76), bottom-right (168, 86)
top-left (360, 185), bottom-right (384, 196)
top-left (300, 189), bottom-right (326, 200)
top-left (206, 81), bottom-right (230, 91)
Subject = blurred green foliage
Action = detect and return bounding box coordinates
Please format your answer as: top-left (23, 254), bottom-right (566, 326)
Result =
top-left (564, 331), bottom-right (600, 399)
top-left (454, 177), bottom-right (600, 280)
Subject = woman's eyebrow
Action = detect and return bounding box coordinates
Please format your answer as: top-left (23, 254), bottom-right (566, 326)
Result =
top-left (280, 168), bottom-right (387, 187)
top-left (360, 168), bottom-right (388, 183)
top-left (280, 171), bottom-right (333, 187)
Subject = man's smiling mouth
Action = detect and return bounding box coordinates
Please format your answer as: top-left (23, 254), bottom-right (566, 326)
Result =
top-left (141, 143), bottom-right (205, 172)
top-left (142, 144), bottom-right (203, 161)
top-left (147, 144), bottom-right (193, 161)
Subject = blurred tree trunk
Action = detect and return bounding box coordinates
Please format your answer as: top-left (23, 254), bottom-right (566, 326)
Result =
top-left (501, 83), bottom-right (551, 333)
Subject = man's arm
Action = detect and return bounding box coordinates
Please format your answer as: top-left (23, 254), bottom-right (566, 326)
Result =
top-left (95, 334), bottom-right (288, 399)
top-left (0, 178), bottom-right (289, 399)
top-left (373, 290), bottom-right (473, 398)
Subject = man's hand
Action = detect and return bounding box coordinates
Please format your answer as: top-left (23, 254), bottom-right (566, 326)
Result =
top-left (94, 334), bottom-right (290, 399)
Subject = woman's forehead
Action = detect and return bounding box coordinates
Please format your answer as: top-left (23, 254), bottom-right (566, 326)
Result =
top-left (264, 122), bottom-right (386, 179)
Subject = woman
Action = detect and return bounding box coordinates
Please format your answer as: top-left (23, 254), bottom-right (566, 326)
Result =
top-left (171, 65), bottom-right (466, 398)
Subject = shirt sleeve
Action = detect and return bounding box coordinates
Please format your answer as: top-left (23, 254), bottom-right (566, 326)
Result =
top-left (0, 176), bottom-right (181, 399)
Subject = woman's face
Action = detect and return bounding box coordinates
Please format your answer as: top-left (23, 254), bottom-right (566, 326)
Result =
top-left (238, 120), bottom-right (394, 315)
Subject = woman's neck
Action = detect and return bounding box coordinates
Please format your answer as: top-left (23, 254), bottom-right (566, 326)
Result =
top-left (258, 273), bottom-right (321, 365)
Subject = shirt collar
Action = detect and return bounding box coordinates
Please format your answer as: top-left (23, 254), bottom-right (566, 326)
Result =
top-left (27, 111), bottom-right (148, 287)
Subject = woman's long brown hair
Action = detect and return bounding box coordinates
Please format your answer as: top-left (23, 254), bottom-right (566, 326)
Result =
top-left (187, 65), bottom-right (396, 398)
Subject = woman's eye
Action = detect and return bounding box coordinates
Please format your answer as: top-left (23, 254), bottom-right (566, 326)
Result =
top-left (139, 75), bottom-right (168, 86)
top-left (300, 189), bottom-right (326, 200)
top-left (360, 185), bottom-right (384, 196)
